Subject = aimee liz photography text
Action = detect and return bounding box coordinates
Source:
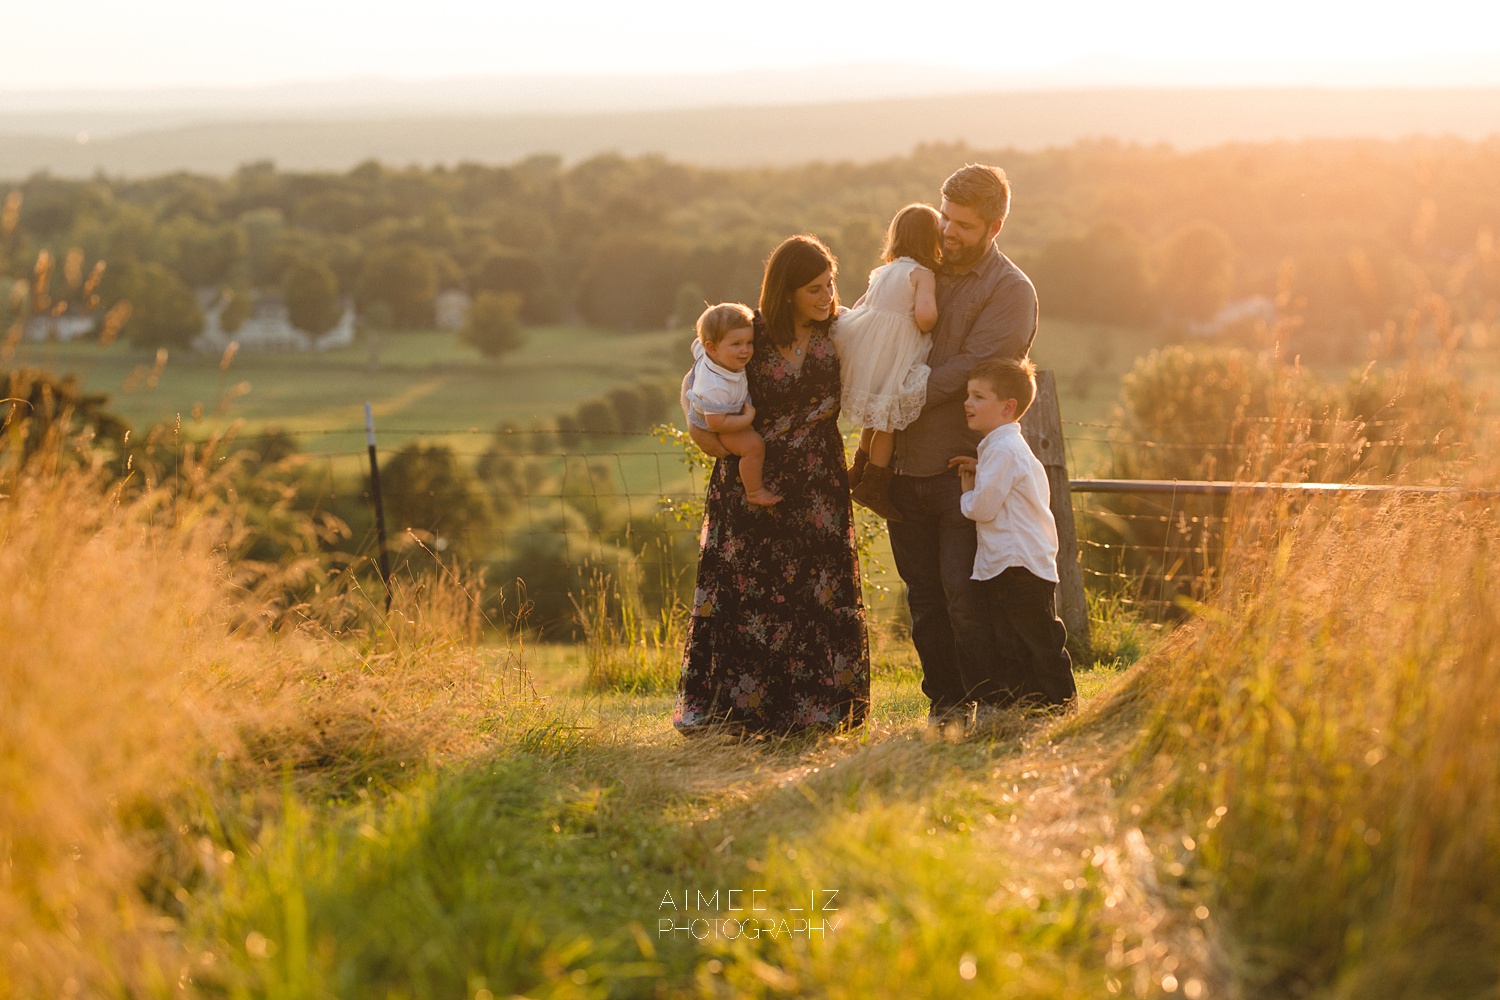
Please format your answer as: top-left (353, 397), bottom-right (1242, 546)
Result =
top-left (657, 887), bottom-right (841, 940)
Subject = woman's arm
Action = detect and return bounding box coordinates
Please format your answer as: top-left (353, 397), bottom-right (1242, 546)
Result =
top-left (912, 268), bottom-right (937, 333)
top-left (681, 370), bottom-right (730, 458)
top-left (704, 403), bottom-right (755, 434)
top-left (687, 422), bottom-right (730, 458)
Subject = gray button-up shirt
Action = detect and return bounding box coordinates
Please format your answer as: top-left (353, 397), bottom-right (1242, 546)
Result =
top-left (892, 243), bottom-right (1038, 477)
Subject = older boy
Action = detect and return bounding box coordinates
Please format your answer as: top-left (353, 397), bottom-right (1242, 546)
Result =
top-left (948, 357), bottom-right (1076, 713)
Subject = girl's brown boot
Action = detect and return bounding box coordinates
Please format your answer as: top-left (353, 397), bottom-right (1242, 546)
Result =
top-left (847, 446), bottom-right (869, 489)
top-left (850, 463), bottom-right (903, 522)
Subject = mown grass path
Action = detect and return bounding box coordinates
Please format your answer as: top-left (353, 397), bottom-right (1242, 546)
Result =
top-left (191, 664), bottom-right (1226, 999)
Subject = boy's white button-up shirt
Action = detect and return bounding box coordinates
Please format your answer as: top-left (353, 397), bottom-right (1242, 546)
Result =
top-left (959, 421), bottom-right (1059, 583)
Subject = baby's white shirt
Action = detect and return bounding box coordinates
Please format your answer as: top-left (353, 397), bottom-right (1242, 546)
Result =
top-left (684, 339), bottom-right (750, 429)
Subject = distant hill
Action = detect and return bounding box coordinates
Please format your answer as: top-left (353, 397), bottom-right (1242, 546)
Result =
top-left (3, 87), bottom-right (1499, 179)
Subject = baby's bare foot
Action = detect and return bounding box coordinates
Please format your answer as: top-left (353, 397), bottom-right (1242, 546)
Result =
top-left (745, 488), bottom-right (783, 506)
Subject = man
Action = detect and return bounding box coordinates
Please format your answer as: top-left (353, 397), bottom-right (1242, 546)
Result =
top-left (884, 163), bottom-right (1039, 728)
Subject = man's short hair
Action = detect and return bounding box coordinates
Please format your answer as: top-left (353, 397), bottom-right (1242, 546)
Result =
top-left (942, 164), bottom-right (1012, 227)
top-left (969, 356), bottom-right (1037, 418)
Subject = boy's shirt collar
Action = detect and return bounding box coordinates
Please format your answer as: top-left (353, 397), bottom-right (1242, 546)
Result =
top-left (692, 339), bottom-right (744, 380)
top-left (977, 421), bottom-right (1023, 452)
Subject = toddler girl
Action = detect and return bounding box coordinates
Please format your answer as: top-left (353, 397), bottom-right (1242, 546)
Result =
top-left (684, 302), bottom-right (781, 507)
top-left (830, 203), bottom-right (941, 521)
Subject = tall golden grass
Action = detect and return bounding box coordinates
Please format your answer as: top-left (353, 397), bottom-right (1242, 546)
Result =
top-left (1116, 488), bottom-right (1500, 995)
top-left (0, 467), bottom-right (264, 995)
top-left (0, 461), bottom-right (532, 996)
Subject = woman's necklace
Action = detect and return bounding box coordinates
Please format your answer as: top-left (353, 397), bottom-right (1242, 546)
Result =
top-left (791, 327), bottom-right (813, 356)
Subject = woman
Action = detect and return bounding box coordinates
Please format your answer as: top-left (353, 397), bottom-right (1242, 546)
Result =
top-left (674, 235), bottom-right (871, 735)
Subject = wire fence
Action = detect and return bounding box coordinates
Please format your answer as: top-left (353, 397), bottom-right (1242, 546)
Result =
top-left (209, 409), bottom-right (1494, 630)
top-left (258, 427), bottom-right (713, 630)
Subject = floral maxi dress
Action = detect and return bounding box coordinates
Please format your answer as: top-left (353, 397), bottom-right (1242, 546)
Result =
top-left (673, 328), bottom-right (871, 734)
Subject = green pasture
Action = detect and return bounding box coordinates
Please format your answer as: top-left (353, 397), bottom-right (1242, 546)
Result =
top-left (10, 316), bottom-right (1168, 484)
top-left (10, 318), bottom-right (1163, 442)
top-left (8, 323), bottom-right (686, 453)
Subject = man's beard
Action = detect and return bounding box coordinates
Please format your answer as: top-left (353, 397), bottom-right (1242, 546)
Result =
top-left (943, 237), bottom-right (989, 270)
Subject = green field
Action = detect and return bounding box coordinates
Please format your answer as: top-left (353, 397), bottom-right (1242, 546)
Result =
top-left (8, 316), bottom-right (1165, 466)
top-left (9, 323), bottom-right (685, 449)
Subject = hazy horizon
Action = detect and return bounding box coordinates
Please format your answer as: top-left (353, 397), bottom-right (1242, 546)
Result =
top-left (4, 85), bottom-right (1498, 181)
top-left (6, 1), bottom-right (1500, 179)
top-left (6, 57), bottom-right (1500, 118)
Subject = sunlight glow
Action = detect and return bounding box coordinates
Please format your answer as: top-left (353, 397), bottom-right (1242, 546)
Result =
top-left (3, 0), bottom-right (1499, 90)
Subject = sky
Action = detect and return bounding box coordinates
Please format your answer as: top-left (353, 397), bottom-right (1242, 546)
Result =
top-left (4, 0), bottom-right (1500, 93)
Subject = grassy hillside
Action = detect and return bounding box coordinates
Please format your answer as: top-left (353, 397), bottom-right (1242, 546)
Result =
top-left (3, 449), bottom-right (1495, 998)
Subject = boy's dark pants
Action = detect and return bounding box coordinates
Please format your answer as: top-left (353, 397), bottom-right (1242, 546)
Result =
top-left (973, 567), bottom-right (1077, 707)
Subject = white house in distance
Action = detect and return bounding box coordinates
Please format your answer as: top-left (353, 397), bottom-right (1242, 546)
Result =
top-left (193, 290), bottom-right (357, 354)
top-left (23, 312), bottom-right (97, 342)
top-left (1187, 294), bottom-right (1278, 337)
top-left (434, 289), bottom-right (471, 331)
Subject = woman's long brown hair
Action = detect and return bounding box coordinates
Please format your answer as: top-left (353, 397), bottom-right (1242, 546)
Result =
top-left (758, 234), bottom-right (839, 349)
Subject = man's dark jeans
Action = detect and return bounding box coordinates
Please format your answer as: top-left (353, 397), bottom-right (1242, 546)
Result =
top-left (888, 472), bottom-right (995, 716)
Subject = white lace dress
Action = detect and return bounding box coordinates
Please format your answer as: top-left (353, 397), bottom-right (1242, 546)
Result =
top-left (830, 256), bottom-right (931, 431)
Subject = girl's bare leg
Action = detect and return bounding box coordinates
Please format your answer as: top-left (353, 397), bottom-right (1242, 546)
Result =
top-left (719, 428), bottom-right (781, 506)
top-left (868, 429), bottom-right (895, 468)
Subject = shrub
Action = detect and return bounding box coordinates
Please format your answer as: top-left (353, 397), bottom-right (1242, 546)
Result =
top-left (1089, 345), bottom-right (1475, 616)
top-left (575, 396), bottom-right (620, 439)
top-left (378, 442), bottom-right (494, 560)
top-left (1, 367), bottom-right (129, 472)
top-left (606, 383), bottom-right (645, 432)
top-left (461, 290), bottom-right (526, 358)
top-left (487, 506), bottom-right (636, 638)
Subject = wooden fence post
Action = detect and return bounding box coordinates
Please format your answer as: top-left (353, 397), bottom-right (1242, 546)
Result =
top-left (1020, 370), bottom-right (1092, 661)
top-left (364, 402), bottom-right (394, 613)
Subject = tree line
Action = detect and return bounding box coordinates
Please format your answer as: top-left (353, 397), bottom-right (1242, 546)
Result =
top-left (3, 137), bottom-right (1498, 357)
